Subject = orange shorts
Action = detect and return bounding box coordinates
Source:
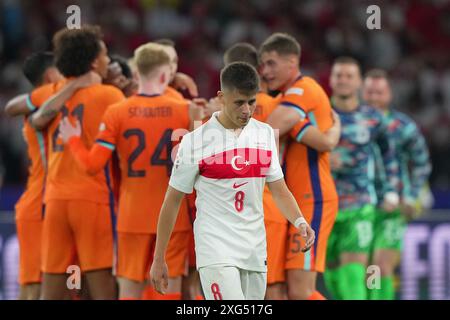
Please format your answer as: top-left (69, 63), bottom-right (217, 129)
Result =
top-left (16, 219), bottom-right (43, 285)
top-left (286, 200), bottom-right (338, 273)
top-left (187, 230), bottom-right (196, 268)
top-left (265, 220), bottom-right (288, 284)
top-left (116, 231), bottom-right (190, 282)
top-left (42, 200), bottom-right (114, 273)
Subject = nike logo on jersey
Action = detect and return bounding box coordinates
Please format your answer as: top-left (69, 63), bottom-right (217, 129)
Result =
top-left (233, 182), bottom-right (248, 189)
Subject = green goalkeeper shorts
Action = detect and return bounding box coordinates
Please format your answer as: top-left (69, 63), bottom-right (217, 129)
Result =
top-left (327, 204), bottom-right (376, 264)
top-left (371, 208), bottom-right (406, 251)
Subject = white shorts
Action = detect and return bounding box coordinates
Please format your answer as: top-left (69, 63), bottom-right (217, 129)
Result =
top-left (198, 264), bottom-right (266, 300)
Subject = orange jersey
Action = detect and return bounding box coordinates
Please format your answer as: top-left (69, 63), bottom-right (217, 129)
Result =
top-left (252, 92), bottom-right (286, 224)
top-left (29, 83), bottom-right (125, 204)
top-left (164, 86), bottom-right (184, 101)
top-left (284, 76), bottom-right (338, 203)
top-left (252, 92), bottom-right (279, 123)
top-left (69, 94), bottom-right (192, 233)
top-left (15, 82), bottom-right (65, 220)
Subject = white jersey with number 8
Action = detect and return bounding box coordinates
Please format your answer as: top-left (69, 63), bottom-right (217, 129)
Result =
top-left (169, 112), bottom-right (284, 272)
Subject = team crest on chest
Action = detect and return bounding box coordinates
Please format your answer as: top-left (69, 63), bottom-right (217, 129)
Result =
top-left (230, 155), bottom-right (251, 175)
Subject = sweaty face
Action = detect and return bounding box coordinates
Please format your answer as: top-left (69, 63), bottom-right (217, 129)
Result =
top-left (329, 63), bottom-right (362, 99)
top-left (220, 89), bottom-right (257, 128)
top-left (260, 51), bottom-right (296, 91)
top-left (93, 41), bottom-right (111, 79)
top-left (162, 46), bottom-right (178, 82)
top-left (362, 77), bottom-right (392, 110)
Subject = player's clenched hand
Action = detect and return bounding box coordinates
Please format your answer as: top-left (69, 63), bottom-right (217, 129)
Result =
top-left (381, 200), bottom-right (397, 213)
top-left (189, 98), bottom-right (207, 121)
top-left (400, 200), bottom-right (421, 220)
top-left (58, 117), bottom-right (81, 143)
top-left (204, 97), bottom-right (223, 118)
top-left (150, 259), bottom-right (169, 295)
top-left (329, 152), bottom-right (342, 170)
top-left (172, 72), bottom-right (198, 97)
top-left (104, 62), bottom-right (122, 85)
top-left (381, 192), bottom-right (399, 213)
top-left (331, 109), bottom-right (340, 126)
top-left (299, 223), bottom-right (315, 252)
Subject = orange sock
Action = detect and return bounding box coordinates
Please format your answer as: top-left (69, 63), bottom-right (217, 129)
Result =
top-left (141, 286), bottom-right (182, 300)
top-left (141, 286), bottom-right (157, 300)
top-left (119, 297), bottom-right (140, 300)
top-left (307, 291), bottom-right (326, 300)
top-left (195, 295), bottom-right (204, 300)
top-left (161, 292), bottom-right (181, 300)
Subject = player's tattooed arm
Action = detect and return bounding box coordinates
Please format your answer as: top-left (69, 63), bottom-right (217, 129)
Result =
top-left (268, 179), bottom-right (315, 252)
top-left (151, 186), bottom-right (186, 294)
top-left (4, 94), bottom-right (30, 117)
top-left (31, 72), bottom-right (101, 130)
top-left (30, 82), bottom-right (77, 130)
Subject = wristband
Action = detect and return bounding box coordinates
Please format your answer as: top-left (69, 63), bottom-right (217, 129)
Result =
top-left (384, 192), bottom-right (399, 207)
top-left (294, 217), bottom-right (308, 229)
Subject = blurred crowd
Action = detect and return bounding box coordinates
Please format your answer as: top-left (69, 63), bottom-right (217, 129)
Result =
top-left (0, 0), bottom-right (449, 190)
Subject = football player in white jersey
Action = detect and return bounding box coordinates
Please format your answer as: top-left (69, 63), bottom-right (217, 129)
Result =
top-left (150, 62), bottom-right (315, 300)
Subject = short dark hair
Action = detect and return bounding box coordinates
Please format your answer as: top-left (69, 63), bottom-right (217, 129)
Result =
top-left (333, 56), bottom-right (362, 75)
top-left (110, 54), bottom-right (133, 79)
top-left (259, 33), bottom-right (301, 57)
top-left (365, 68), bottom-right (388, 80)
top-left (154, 38), bottom-right (175, 48)
top-left (220, 62), bottom-right (259, 95)
top-left (53, 25), bottom-right (103, 77)
top-left (22, 51), bottom-right (55, 86)
top-left (224, 43), bottom-right (258, 69)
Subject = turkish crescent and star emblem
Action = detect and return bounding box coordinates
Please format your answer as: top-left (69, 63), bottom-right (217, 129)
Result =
top-left (230, 155), bottom-right (251, 174)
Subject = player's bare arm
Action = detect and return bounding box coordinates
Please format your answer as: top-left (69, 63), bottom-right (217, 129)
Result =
top-left (172, 72), bottom-right (198, 97)
top-left (266, 105), bottom-right (301, 136)
top-left (150, 186), bottom-right (186, 294)
top-left (300, 109), bottom-right (341, 152)
top-left (31, 71), bottom-right (101, 130)
top-left (4, 94), bottom-right (30, 117)
top-left (267, 178), bottom-right (315, 252)
top-left (58, 117), bottom-right (113, 175)
top-left (267, 106), bottom-right (341, 152)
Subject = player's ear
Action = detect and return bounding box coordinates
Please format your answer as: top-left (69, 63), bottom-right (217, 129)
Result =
top-left (217, 91), bottom-right (224, 104)
top-left (287, 55), bottom-right (298, 69)
top-left (91, 58), bottom-right (99, 72)
top-left (160, 71), bottom-right (166, 85)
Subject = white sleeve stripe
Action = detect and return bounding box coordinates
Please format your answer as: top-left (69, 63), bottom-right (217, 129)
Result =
top-left (266, 174), bottom-right (284, 183)
top-left (280, 102), bottom-right (306, 119)
top-left (169, 180), bottom-right (193, 194)
top-left (26, 95), bottom-right (37, 111)
top-left (285, 87), bottom-right (304, 96)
